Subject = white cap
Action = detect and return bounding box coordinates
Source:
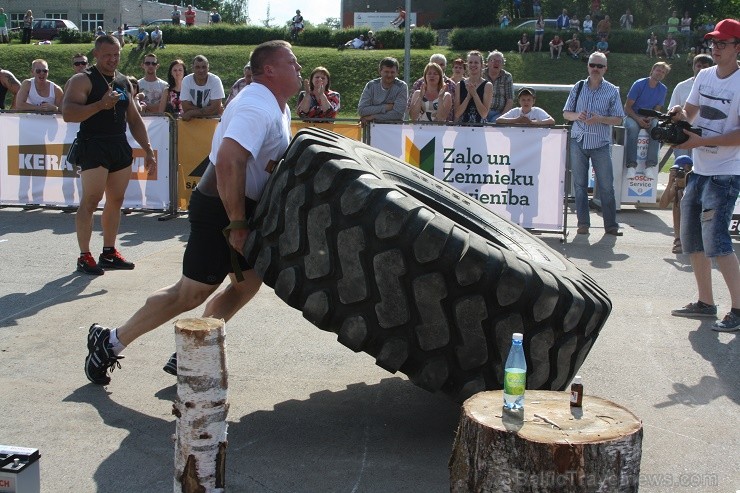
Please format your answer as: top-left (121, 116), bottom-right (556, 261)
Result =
top-left (512, 333), bottom-right (523, 341)
top-left (573, 375), bottom-right (582, 384)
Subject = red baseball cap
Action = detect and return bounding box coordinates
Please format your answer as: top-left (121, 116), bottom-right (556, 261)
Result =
top-left (704, 19), bottom-right (740, 40)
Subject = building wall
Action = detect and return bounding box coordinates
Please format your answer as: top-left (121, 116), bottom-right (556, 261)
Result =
top-left (341, 0), bottom-right (444, 28)
top-left (2, 0), bottom-right (208, 31)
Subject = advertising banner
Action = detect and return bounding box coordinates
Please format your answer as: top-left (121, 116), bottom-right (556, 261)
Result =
top-left (176, 118), bottom-right (219, 211)
top-left (369, 123), bottom-right (568, 231)
top-left (353, 12), bottom-right (417, 31)
top-left (0, 113), bottom-right (170, 209)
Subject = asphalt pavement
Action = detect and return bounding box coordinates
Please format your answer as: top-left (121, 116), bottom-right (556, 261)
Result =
top-left (0, 198), bottom-right (737, 492)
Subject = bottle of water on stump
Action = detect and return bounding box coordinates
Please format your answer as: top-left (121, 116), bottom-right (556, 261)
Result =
top-left (503, 333), bottom-right (527, 410)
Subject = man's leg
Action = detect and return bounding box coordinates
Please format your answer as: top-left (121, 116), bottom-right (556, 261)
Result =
top-left (202, 270), bottom-right (262, 320)
top-left (623, 116), bottom-right (639, 167)
top-left (569, 140), bottom-right (591, 228)
top-left (645, 120), bottom-right (660, 167)
top-left (715, 254), bottom-right (740, 309)
top-left (100, 166), bottom-right (131, 249)
top-left (116, 276), bottom-right (221, 346)
top-left (590, 144), bottom-right (618, 231)
top-left (689, 252), bottom-right (714, 304)
top-left (85, 275), bottom-right (220, 385)
top-left (76, 167), bottom-right (108, 254)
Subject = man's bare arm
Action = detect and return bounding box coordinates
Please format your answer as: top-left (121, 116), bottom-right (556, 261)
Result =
top-left (215, 138), bottom-right (251, 253)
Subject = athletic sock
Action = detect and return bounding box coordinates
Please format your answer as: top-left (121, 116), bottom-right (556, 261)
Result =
top-left (109, 328), bottom-right (126, 355)
top-left (102, 247), bottom-right (115, 255)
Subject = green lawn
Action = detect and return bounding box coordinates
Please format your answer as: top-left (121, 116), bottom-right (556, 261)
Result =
top-left (1, 43), bottom-right (694, 121)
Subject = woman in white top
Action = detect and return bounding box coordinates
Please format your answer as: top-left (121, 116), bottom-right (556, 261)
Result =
top-left (409, 62), bottom-right (452, 122)
top-left (582, 15), bottom-right (593, 33)
top-left (14, 59), bottom-right (63, 113)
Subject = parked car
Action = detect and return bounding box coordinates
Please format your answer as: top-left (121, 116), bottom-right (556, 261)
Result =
top-left (514, 19), bottom-right (558, 30)
top-left (12, 18), bottom-right (79, 40)
top-left (122, 19), bottom-right (186, 38)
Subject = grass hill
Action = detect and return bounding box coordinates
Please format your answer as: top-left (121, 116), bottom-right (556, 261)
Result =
top-left (1, 43), bottom-right (694, 121)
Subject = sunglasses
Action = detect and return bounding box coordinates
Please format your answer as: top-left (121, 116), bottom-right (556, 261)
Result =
top-left (143, 61), bottom-right (159, 66)
top-left (35, 68), bottom-right (48, 74)
top-left (73, 61), bottom-right (88, 66)
top-left (588, 63), bottom-right (606, 69)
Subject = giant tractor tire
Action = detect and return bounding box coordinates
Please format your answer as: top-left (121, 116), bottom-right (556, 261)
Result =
top-left (244, 128), bottom-right (611, 402)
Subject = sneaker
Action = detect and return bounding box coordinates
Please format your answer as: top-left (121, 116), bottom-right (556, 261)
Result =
top-left (577, 226), bottom-right (589, 234)
top-left (98, 249), bottom-right (135, 270)
top-left (77, 253), bottom-right (104, 275)
top-left (163, 352), bottom-right (178, 376)
top-left (85, 324), bottom-right (123, 385)
top-left (713, 312), bottom-right (740, 332)
top-left (671, 301), bottom-right (718, 318)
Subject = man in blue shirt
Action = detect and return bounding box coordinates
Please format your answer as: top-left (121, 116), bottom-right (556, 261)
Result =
top-left (623, 62), bottom-right (670, 176)
top-left (557, 9), bottom-right (570, 30)
top-left (563, 52), bottom-right (625, 236)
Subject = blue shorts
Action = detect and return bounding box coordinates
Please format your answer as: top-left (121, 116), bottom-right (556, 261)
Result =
top-left (680, 173), bottom-right (740, 257)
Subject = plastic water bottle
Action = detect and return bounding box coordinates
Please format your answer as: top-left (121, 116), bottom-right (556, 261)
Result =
top-left (503, 333), bottom-right (527, 410)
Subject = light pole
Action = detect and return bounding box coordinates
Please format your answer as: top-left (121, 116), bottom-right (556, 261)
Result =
top-left (403, 0), bottom-right (411, 88)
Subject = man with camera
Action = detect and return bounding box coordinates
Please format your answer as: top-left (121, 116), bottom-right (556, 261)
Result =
top-left (669, 18), bottom-right (740, 332)
top-left (623, 62), bottom-right (671, 178)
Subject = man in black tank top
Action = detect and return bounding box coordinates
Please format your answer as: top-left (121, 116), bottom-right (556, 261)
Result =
top-left (0, 67), bottom-right (21, 109)
top-left (62, 35), bottom-right (157, 275)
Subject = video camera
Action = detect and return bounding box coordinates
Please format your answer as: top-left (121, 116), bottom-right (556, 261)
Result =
top-left (637, 109), bottom-right (702, 146)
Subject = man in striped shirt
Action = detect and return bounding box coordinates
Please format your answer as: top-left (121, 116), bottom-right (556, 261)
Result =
top-left (563, 51), bottom-right (625, 236)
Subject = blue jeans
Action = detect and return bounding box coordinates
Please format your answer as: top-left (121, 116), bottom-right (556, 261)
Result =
top-left (624, 116), bottom-right (660, 167)
top-left (570, 139), bottom-right (618, 229)
top-left (486, 110), bottom-right (502, 123)
top-left (680, 173), bottom-right (740, 257)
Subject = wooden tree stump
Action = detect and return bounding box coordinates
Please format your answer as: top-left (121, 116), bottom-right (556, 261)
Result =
top-left (173, 318), bottom-right (229, 493)
top-left (450, 390), bottom-right (643, 493)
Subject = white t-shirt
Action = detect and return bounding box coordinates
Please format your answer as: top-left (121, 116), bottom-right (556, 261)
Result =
top-left (687, 66), bottom-right (740, 175)
top-left (137, 77), bottom-right (168, 107)
top-left (668, 76), bottom-right (694, 109)
top-left (209, 82), bottom-right (291, 200)
top-left (181, 73), bottom-right (225, 108)
top-left (500, 106), bottom-right (552, 122)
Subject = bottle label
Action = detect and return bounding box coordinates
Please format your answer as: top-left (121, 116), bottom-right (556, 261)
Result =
top-left (570, 391), bottom-right (578, 403)
top-left (504, 369), bottom-right (526, 395)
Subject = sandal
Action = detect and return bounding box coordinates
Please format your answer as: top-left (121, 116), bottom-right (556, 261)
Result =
top-left (672, 238), bottom-right (682, 254)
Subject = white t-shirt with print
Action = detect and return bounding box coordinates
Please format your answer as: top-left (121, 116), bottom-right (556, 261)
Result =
top-left (137, 77), bottom-right (168, 107)
top-left (686, 66), bottom-right (740, 176)
top-left (181, 73), bottom-right (225, 108)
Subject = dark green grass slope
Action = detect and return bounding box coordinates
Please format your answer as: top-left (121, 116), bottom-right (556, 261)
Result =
top-left (1, 44), bottom-right (693, 121)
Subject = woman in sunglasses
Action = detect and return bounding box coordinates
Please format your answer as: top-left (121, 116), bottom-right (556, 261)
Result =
top-left (14, 58), bottom-right (63, 113)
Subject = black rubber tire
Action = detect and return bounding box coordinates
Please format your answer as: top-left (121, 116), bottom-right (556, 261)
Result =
top-left (245, 127), bottom-right (611, 402)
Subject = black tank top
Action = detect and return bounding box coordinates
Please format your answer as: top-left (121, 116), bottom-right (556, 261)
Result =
top-left (458, 79), bottom-right (488, 124)
top-left (80, 66), bottom-right (130, 136)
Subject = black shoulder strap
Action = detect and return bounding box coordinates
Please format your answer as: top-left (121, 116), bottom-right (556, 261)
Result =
top-left (569, 79), bottom-right (585, 113)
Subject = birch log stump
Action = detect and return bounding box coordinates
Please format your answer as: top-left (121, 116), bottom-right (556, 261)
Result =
top-left (173, 318), bottom-right (229, 493)
top-left (450, 390), bottom-right (643, 493)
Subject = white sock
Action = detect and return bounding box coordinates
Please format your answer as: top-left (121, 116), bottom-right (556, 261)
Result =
top-left (109, 329), bottom-right (126, 355)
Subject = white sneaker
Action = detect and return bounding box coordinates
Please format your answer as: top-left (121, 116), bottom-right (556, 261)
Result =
top-left (626, 167), bottom-right (637, 179)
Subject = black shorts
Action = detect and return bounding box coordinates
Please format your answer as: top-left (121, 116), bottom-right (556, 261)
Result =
top-left (79, 134), bottom-right (133, 173)
top-left (183, 188), bottom-right (257, 285)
